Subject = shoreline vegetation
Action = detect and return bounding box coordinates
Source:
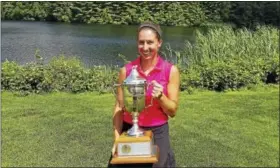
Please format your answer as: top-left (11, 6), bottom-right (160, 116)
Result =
top-left (1, 25), bottom-right (279, 95)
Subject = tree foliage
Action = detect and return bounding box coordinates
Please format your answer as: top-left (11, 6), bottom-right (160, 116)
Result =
top-left (1, 1), bottom-right (278, 28)
top-left (228, 2), bottom-right (280, 29)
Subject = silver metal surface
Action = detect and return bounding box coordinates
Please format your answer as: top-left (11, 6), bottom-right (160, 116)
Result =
top-left (124, 65), bottom-right (146, 85)
top-left (113, 65), bottom-right (152, 136)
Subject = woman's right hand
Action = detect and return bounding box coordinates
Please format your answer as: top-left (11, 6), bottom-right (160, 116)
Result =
top-left (112, 131), bottom-right (120, 155)
top-left (111, 143), bottom-right (116, 155)
top-left (114, 129), bottom-right (120, 140)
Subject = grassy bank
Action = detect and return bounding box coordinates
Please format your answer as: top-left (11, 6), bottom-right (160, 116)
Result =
top-left (2, 85), bottom-right (279, 167)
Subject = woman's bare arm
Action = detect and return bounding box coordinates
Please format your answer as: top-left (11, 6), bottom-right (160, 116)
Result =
top-left (153, 65), bottom-right (180, 117)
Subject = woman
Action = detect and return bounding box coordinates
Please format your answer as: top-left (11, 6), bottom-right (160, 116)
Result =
top-left (108, 21), bottom-right (180, 168)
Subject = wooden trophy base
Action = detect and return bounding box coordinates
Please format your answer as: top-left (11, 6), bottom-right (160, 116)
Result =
top-left (110, 130), bottom-right (159, 164)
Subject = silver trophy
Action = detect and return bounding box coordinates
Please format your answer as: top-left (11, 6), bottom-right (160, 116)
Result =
top-left (114, 65), bottom-right (152, 137)
top-left (111, 66), bottom-right (159, 164)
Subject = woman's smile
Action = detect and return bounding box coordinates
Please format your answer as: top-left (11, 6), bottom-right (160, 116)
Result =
top-left (140, 48), bottom-right (153, 57)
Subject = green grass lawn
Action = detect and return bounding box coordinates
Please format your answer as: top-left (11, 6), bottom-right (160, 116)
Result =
top-left (1, 86), bottom-right (279, 167)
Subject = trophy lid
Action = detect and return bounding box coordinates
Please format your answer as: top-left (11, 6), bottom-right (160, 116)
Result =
top-left (124, 65), bottom-right (146, 85)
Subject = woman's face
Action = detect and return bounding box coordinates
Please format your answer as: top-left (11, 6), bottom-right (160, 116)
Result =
top-left (137, 28), bottom-right (162, 61)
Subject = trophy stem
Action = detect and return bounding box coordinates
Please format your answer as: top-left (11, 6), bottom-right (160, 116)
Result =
top-left (127, 112), bottom-right (144, 137)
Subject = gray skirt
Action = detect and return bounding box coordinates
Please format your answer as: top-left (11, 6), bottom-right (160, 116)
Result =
top-left (108, 122), bottom-right (176, 168)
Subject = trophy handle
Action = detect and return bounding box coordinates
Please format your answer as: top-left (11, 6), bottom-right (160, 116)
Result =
top-left (145, 83), bottom-right (154, 108)
top-left (112, 83), bottom-right (122, 97)
top-left (112, 83), bottom-right (125, 109)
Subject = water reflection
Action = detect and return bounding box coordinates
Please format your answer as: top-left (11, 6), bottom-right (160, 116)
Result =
top-left (1, 21), bottom-right (197, 67)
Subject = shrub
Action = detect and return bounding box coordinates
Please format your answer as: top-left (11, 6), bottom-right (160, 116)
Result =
top-left (1, 60), bottom-right (22, 91)
top-left (178, 25), bottom-right (279, 91)
top-left (1, 56), bottom-right (119, 94)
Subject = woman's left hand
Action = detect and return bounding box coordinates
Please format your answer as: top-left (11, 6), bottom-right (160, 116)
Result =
top-left (151, 80), bottom-right (164, 99)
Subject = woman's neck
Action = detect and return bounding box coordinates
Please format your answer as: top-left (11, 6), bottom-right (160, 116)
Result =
top-left (140, 55), bottom-right (159, 74)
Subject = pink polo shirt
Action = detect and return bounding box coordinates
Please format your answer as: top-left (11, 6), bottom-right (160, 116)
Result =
top-left (123, 56), bottom-right (173, 127)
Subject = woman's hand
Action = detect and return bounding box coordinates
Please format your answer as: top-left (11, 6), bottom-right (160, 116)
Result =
top-left (151, 80), bottom-right (164, 99)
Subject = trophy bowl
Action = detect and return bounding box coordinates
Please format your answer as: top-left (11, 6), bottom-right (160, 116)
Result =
top-left (123, 83), bottom-right (146, 113)
top-left (123, 82), bottom-right (147, 136)
top-left (113, 65), bottom-right (153, 136)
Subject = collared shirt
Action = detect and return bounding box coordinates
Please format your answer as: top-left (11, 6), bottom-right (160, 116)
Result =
top-left (123, 56), bottom-right (173, 127)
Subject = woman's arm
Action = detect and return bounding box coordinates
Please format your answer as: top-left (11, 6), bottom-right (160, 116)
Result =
top-left (113, 67), bottom-right (126, 140)
top-left (152, 65), bottom-right (180, 117)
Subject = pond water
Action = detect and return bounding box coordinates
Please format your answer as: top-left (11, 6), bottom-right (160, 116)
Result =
top-left (1, 21), bottom-right (199, 67)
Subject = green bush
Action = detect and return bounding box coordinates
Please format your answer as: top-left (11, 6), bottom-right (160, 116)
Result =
top-left (1, 56), bottom-right (118, 94)
top-left (178, 26), bottom-right (279, 91)
top-left (46, 56), bottom-right (85, 92)
top-left (1, 60), bottom-right (22, 91)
